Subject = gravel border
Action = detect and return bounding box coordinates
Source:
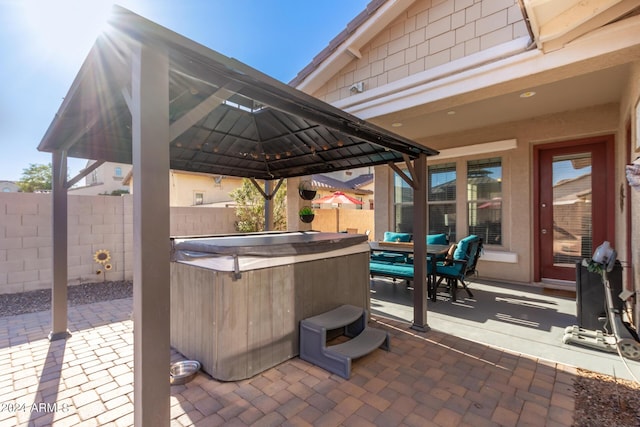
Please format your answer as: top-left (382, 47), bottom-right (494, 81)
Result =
top-left (0, 281), bottom-right (132, 318)
top-left (574, 368), bottom-right (640, 426)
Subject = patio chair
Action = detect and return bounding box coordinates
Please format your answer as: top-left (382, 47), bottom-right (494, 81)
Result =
top-left (430, 235), bottom-right (483, 302)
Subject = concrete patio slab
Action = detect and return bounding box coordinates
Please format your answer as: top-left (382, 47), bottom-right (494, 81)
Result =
top-left (370, 277), bottom-right (640, 382)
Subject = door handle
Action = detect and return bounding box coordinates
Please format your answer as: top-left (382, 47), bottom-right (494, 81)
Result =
top-left (541, 229), bottom-right (548, 234)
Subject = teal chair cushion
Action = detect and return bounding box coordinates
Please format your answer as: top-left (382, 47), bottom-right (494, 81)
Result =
top-left (369, 261), bottom-right (414, 279)
top-left (453, 235), bottom-right (478, 260)
top-left (383, 232), bottom-right (412, 242)
top-left (427, 233), bottom-right (448, 245)
top-left (436, 264), bottom-right (464, 276)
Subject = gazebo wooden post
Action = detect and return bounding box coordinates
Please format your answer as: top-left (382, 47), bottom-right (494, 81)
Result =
top-left (264, 180), bottom-right (274, 231)
top-left (130, 41), bottom-right (171, 427)
top-left (411, 153), bottom-right (429, 332)
top-left (49, 149), bottom-right (70, 341)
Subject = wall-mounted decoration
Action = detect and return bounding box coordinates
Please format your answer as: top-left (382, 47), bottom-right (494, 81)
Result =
top-left (626, 159), bottom-right (640, 191)
top-left (298, 180), bottom-right (316, 200)
top-left (299, 206), bottom-right (315, 223)
top-left (93, 249), bottom-right (112, 280)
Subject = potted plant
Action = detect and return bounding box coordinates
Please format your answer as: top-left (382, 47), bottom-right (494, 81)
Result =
top-left (298, 180), bottom-right (317, 200)
top-left (299, 206), bottom-right (315, 223)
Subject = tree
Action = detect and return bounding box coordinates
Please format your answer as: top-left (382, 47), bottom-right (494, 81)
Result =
top-left (18, 163), bottom-right (53, 193)
top-left (230, 179), bottom-right (287, 232)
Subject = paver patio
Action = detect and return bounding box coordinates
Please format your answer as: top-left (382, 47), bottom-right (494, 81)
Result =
top-left (0, 295), bottom-right (576, 426)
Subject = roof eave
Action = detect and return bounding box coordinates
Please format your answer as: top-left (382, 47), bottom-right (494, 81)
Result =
top-left (291, 0), bottom-right (417, 94)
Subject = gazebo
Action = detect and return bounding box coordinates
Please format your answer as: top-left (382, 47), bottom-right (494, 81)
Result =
top-left (37, 6), bottom-right (437, 426)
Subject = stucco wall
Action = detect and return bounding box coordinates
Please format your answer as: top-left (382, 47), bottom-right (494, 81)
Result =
top-left (69, 161), bottom-right (132, 196)
top-left (0, 193), bottom-right (237, 294)
top-left (316, 0), bottom-right (527, 103)
top-left (374, 103), bottom-right (621, 284)
top-left (619, 60), bottom-right (640, 329)
top-left (169, 171), bottom-right (244, 206)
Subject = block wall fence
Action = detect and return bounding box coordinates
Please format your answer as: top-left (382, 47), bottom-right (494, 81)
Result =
top-left (0, 193), bottom-right (375, 295)
top-left (0, 193), bottom-right (237, 294)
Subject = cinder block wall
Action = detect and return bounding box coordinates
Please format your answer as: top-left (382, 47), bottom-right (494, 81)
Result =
top-left (0, 193), bottom-right (237, 294)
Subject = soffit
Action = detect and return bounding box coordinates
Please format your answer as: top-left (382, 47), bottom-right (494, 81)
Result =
top-left (521, 0), bottom-right (640, 52)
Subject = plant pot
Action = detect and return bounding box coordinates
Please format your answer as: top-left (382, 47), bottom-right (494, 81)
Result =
top-left (298, 189), bottom-right (317, 200)
top-left (299, 214), bottom-right (315, 223)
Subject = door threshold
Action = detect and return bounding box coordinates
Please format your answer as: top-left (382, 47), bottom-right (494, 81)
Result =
top-left (538, 278), bottom-right (576, 297)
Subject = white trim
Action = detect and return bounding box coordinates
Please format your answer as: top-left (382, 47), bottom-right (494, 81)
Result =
top-left (431, 139), bottom-right (518, 161)
top-left (480, 250), bottom-right (518, 263)
top-left (335, 37), bottom-right (532, 110)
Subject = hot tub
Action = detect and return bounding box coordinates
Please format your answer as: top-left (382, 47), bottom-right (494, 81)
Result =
top-left (169, 231), bottom-right (371, 381)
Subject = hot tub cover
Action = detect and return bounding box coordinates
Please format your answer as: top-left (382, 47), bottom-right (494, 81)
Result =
top-left (171, 231), bottom-right (367, 257)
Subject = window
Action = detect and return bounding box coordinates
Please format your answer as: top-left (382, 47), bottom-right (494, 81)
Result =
top-left (114, 167), bottom-right (122, 177)
top-left (428, 163), bottom-right (456, 241)
top-left (392, 164), bottom-right (457, 237)
top-left (467, 158), bottom-right (502, 245)
top-left (194, 192), bottom-right (204, 205)
top-left (393, 172), bottom-right (413, 233)
top-left (392, 157), bottom-right (503, 245)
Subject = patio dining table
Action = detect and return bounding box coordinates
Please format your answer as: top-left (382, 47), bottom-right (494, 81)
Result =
top-left (368, 241), bottom-right (451, 291)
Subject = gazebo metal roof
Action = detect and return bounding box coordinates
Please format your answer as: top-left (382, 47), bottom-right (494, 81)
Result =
top-left (37, 7), bottom-right (436, 180)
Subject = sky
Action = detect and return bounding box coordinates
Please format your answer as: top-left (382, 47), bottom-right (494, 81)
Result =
top-left (0, 0), bottom-right (370, 182)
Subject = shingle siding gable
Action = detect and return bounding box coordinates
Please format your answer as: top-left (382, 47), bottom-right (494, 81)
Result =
top-left (314, 0), bottom-right (525, 102)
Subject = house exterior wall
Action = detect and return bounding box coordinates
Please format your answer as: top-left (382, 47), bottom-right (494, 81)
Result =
top-left (69, 161), bottom-right (132, 195)
top-left (299, 1), bottom-right (639, 301)
top-left (315, 0), bottom-right (527, 103)
top-left (619, 60), bottom-right (640, 329)
top-left (168, 171), bottom-right (244, 207)
top-left (372, 103), bottom-right (621, 285)
top-left (0, 181), bottom-right (20, 193)
top-left (0, 193), bottom-right (237, 294)
top-left (414, 103), bottom-right (620, 284)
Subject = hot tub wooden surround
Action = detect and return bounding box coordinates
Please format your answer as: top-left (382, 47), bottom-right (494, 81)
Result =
top-left (170, 232), bottom-right (371, 381)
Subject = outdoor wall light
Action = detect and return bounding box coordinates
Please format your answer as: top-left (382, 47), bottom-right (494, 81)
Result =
top-left (350, 82), bottom-right (364, 93)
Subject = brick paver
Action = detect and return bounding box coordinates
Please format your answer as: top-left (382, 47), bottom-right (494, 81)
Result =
top-left (0, 297), bottom-right (576, 426)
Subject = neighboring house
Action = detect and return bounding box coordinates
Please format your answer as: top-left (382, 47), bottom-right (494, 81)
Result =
top-left (125, 168), bottom-right (371, 208)
top-left (310, 167), bottom-right (375, 210)
top-left (69, 160), bottom-right (131, 195)
top-left (123, 169), bottom-right (259, 207)
top-left (167, 171), bottom-right (244, 207)
top-left (0, 181), bottom-right (20, 192)
top-left (292, 0), bottom-right (640, 302)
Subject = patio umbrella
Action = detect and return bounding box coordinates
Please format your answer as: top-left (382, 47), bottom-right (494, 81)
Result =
top-left (314, 191), bottom-right (363, 206)
top-left (314, 191), bottom-right (363, 232)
